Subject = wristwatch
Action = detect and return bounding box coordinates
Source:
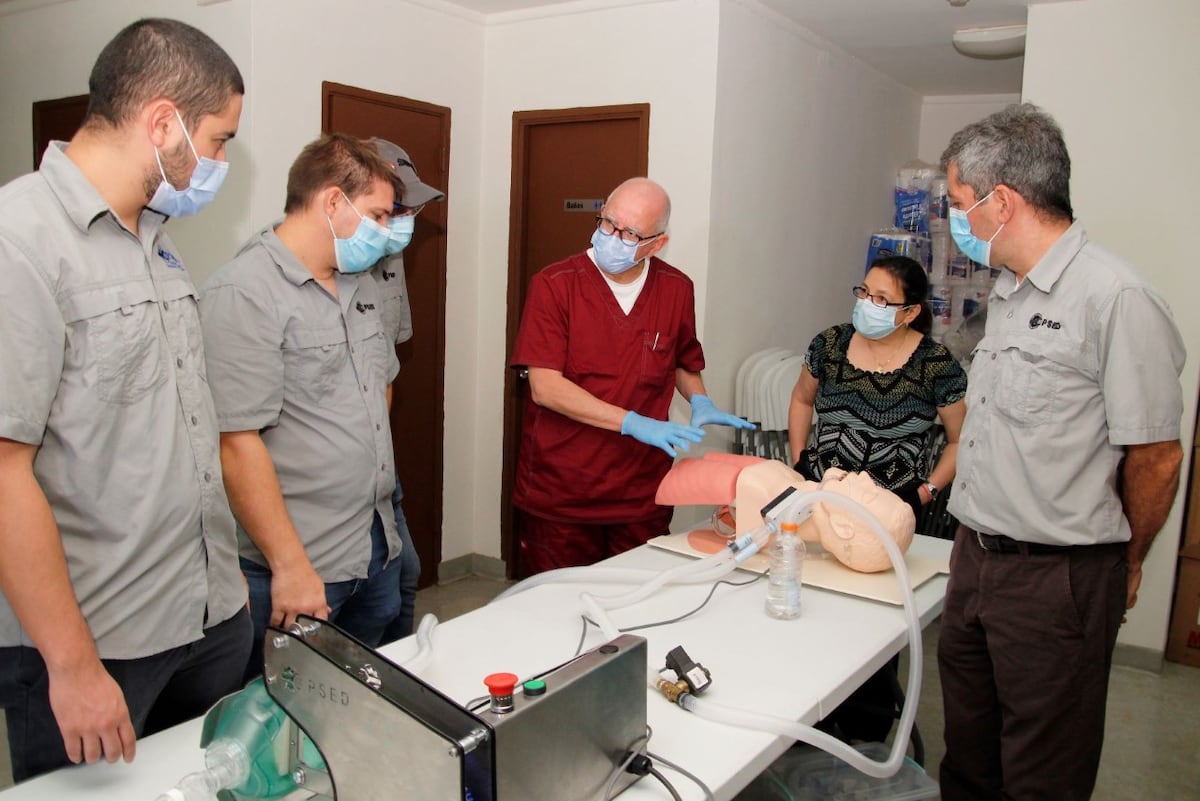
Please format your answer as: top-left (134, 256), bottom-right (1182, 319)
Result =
top-left (922, 481), bottom-right (939, 499)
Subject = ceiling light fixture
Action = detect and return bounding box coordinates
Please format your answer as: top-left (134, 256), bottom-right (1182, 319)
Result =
top-left (952, 24), bottom-right (1027, 59)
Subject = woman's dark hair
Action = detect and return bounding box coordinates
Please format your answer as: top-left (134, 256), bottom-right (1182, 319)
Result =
top-left (869, 255), bottom-right (932, 334)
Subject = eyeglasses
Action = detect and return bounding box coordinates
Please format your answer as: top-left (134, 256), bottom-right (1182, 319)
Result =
top-left (594, 216), bottom-right (664, 247)
top-left (852, 285), bottom-right (911, 308)
top-left (392, 202), bottom-right (426, 218)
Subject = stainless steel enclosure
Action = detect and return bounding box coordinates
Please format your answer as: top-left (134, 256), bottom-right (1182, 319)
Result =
top-left (262, 617), bottom-right (646, 801)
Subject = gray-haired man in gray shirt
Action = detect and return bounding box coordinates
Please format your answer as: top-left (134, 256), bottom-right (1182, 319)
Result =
top-left (0, 19), bottom-right (251, 782)
top-left (938, 103), bottom-right (1185, 801)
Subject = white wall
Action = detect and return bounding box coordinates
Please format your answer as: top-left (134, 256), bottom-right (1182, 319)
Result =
top-left (1024, 0), bottom-right (1200, 657)
top-left (703, 0), bottom-right (922, 455)
top-left (917, 94), bottom-right (1020, 167)
top-left (0, 0), bottom-right (253, 280)
top-left (471, 0), bottom-right (723, 557)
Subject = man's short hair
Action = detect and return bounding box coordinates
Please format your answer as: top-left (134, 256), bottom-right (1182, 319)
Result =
top-left (84, 18), bottom-right (244, 131)
top-left (941, 102), bottom-right (1074, 223)
top-left (284, 134), bottom-right (405, 214)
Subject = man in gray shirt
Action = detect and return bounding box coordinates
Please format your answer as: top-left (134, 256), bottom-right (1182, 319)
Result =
top-left (939, 103), bottom-right (1185, 801)
top-left (0, 19), bottom-right (250, 781)
top-left (200, 134), bottom-right (405, 683)
top-left (368, 137), bottom-right (446, 643)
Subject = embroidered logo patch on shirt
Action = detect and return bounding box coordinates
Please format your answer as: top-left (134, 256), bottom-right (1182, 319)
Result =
top-left (381, 269), bottom-right (397, 281)
top-left (157, 246), bottom-right (185, 271)
top-left (1029, 313), bottom-right (1061, 331)
top-left (355, 301), bottom-right (376, 313)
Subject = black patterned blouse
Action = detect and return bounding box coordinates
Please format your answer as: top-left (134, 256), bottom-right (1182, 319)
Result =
top-left (797, 323), bottom-right (967, 493)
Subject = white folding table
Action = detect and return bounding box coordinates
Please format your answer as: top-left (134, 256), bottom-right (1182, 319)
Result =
top-left (0, 535), bottom-right (952, 801)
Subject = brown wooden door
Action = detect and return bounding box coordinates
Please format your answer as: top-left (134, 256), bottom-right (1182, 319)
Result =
top-left (323, 81), bottom-right (450, 589)
top-left (501, 104), bottom-right (650, 578)
top-left (32, 94), bottom-right (88, 168)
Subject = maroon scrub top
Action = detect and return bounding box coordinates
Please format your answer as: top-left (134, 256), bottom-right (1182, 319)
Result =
top-left (511, 252), bottom-right (705, 523)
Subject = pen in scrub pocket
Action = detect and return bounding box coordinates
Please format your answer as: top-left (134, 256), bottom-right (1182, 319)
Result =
top-left (652, 332), bottom-right (660, 351)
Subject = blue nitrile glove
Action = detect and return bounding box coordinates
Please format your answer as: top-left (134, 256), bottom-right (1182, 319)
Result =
top-left (689, 394), bottom-right (756, 430)
top-left (620, 411), bottom-right (706, 458)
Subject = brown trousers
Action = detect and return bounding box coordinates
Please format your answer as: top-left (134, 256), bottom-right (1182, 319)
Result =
top-left (938, 525), bottom-right (1126, 801)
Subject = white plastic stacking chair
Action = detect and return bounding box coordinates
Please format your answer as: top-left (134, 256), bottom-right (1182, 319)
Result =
top-left (733, 347), bottom-right (790, 455)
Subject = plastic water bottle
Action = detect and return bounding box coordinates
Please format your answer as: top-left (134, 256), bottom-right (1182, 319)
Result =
top-left (765, 523), bottom-right (804, 619)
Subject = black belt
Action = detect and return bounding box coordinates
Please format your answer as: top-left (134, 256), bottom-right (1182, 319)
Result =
top-left (970, 529), bottom-right (1074, 555)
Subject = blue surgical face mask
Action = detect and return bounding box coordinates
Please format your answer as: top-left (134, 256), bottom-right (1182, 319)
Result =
top-left (590, 227), bottom-right (642, 275)
top-left (328, 191), bottom-right (391, 274)
top-left (949, 189), bottom-right (1004, 266)
top-left (851, 298), bottom-right (904, 340)
top-left (147, 110), bottom-right (229, 218)
top-left (383, 214), bottom-right (415, 256)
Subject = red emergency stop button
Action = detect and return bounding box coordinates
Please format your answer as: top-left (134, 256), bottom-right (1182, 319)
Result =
top-left (484, 672), bottom-right (518, 713)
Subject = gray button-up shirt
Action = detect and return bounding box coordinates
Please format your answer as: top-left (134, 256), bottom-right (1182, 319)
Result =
top-left (0, 143), bottom-right (246, 659)
top-left (199, 225), bottom-right (401, 581)
top-left (949, 222), bottom-right (1185, 546)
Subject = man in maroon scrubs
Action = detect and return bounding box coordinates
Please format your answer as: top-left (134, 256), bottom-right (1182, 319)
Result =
top-left (511, 177), bottom-right (753, 576)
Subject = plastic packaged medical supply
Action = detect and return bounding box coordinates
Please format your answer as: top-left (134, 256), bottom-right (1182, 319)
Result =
top-left (894, 161), bottom-right (936, 235)
top-left (929, 228), bottom-right (949, 280)
top-left (928, 277), bottom-right (954, 341)
top-left (928, 174), bottom-right (948, 232)
top-left (866, 228), bottom-right (928, 273)
top-left (765, 522), bottom-right (804, 619)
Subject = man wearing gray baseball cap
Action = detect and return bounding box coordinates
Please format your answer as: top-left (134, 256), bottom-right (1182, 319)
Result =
top-left (369, 137), bottom-right (445, 643)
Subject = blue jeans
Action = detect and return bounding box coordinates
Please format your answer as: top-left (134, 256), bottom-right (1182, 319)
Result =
top-left (241, 512), bottom-right (402, 683)
top-left (380, 480), bottom-right (421, 644)
top-left (0, 608), bottom-right (252, 782)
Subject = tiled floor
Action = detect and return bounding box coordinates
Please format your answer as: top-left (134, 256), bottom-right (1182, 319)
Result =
top-left (2, 575), bottom-right (1198, 799)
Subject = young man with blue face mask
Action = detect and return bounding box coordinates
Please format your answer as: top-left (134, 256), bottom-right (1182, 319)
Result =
top-left (365, 138), bottom-right (446, 644)
top-left (0, 19), bottom-right (250, 781)
top-left (510, 177), bottom-right (754, 576)
top-left (937, 103), bottom-right (1185, 801)
top-left (198, 134), bottom-right (407, 684)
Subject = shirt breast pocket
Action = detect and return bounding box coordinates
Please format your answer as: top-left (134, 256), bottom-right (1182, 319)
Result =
top-left (62, 282), bottom-right (166, 406)
top-left (640, 331), bottom-right (675, 388)
top-left (980, 333), bottom-right (1086, 427)
top-left (283, 325), bottom-right (346, 404)
top-left (349, 314), bottom-right (390, 387)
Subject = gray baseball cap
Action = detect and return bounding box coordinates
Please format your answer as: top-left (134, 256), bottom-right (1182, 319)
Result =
top-left (369, 137), bottom-right (446, 208)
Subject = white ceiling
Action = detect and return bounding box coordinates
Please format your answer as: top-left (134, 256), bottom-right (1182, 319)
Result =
top-left (0, 0), bottom-right (1044, 95)
top-left (451, 0), bottom-right (1053, 96)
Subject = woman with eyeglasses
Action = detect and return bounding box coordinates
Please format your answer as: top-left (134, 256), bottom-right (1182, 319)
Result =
top-left (787, 254), bottom-right (967, 746)
top-left (788, 255), bottom-right (967, 519)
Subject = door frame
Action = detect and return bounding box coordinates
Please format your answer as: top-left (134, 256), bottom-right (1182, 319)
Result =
top-left (499, 104), bottom-right (650, 577)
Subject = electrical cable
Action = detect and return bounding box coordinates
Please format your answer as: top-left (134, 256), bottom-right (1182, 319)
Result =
top-left (575, 574), bottom-right (764, 655)
top-left (647, 767), bottom-right (684, 801)
top-left (646, 749), bottom-right (716, 801)
top-left (575, 614), bottom-right (590, 657)
top-left (602, 726), bottom-right (652, 801)
top-left (619, 574), bottom-right (764, 633)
